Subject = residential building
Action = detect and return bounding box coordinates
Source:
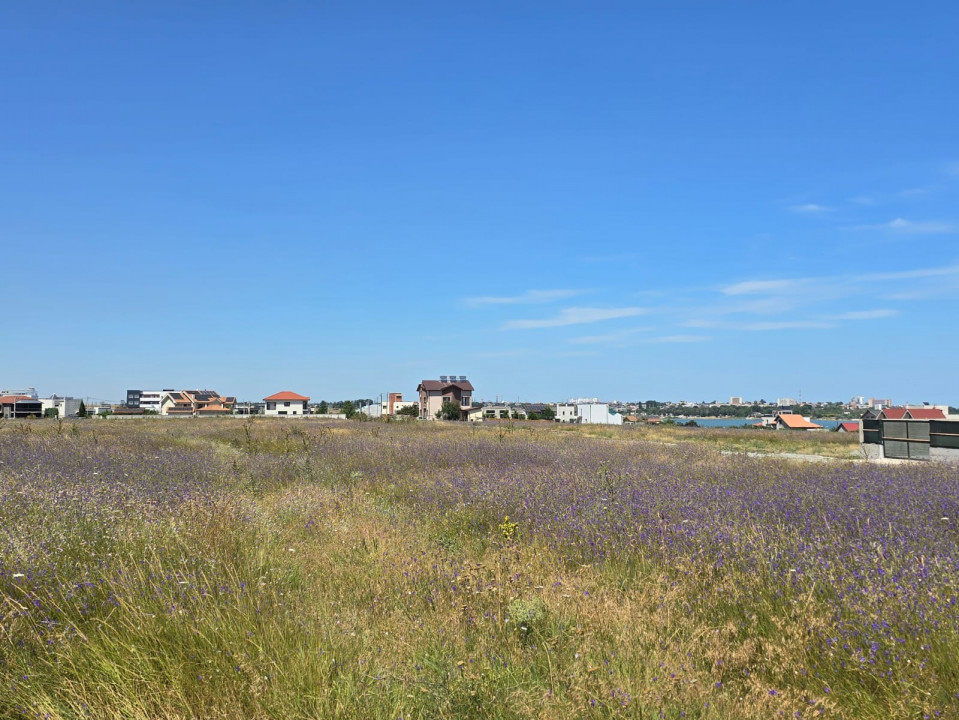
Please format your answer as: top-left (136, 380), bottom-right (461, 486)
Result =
top-left (417, 376), bottom-right (474, 420)
top-left (40, 395), bottom-right (82, 418)
top-left (554, 403), bottom-right (579, 423)
top-left (359, 393), bottom-right (418, 418)
top-left (264, 391), bottom-right (310, 416)
top-left (0, 387), bottom-right (38, 399)
top-left (729, 396), bottom-right (743, 406)
top-left (577, 403), bottom-right (623, 425)
top-left (836, 422), bottom-right (860, 433)
top-left (159, 390), bottom-right (237, 417)
top-left (127, 389), bottom-right (173, 413)
top-left (774, 413), bottom-right (824, 431)
top-left (1, 395), bottom-right (43, 419)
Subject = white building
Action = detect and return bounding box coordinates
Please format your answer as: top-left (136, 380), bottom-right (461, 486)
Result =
top-left (40, 396), bottom-right (82, 418)
top-left (554, 403), bottom-right (579, 423)
top-left (264, 391), bottom-right (310, 416)
top-left (577, 403), bottom-right (623, 425)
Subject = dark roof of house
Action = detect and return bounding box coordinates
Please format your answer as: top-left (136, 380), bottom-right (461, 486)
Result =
top-left (418, 380), bottom-right (475, 392)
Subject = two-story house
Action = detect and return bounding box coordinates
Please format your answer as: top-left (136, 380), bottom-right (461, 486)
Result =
top-left (264, 391), bottom-right (310, 416)
top-left (417, 376), bottom-right (474, 420)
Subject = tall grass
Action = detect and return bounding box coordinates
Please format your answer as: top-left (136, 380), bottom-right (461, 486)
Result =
top-left (1, 419), bottom-right (955, 718)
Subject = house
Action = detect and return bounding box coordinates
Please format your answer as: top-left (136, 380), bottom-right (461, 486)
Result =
top-left (774, 413), bottom-right (824, 431)
top-left (160, 390), bottom-right (237, 417)
top-left (264, 391), bottom-right (310, 416)
top-left (554, 404), bottom-right (579, 423)
top-left (879, 408), bottom-right (908, 420)
top-left (482, 404), bottom-right (514, 420)
top-left (0, 395), bottom-right (44, 419)
top-left (904, 407), bottom-right (946, 420)
top-left (417, 376), bottom-right (474, 420)
top-left (359, 393), bottom-right (419, 418)
top-left (40, 396), bottom-right (82, 418)
top-left (836, 422), bottom-right (860, 433)
top-left (127, 389), bottom-right (174, 413)
top-left (577, 403), bottom-right (623, 425)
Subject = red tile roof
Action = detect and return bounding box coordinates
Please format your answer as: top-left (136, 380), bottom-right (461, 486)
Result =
top-left (906, 408), bottom-right (946, 420)
top-left (0, 395), bottom-right (33, 404)
top-left (264, 391), bottom-right (310, 402)
top-left (837, 422), bottom-right (860, 432)
top-left (775, 413), bottom-right (824, 429)
top-left (879, 408), bottom-right (908, 420)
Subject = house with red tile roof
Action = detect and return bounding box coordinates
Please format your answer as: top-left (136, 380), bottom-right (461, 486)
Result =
top-left (879, 407), bottom-right (909, 420)
top-left (0, 395), bottom-right (43, 419)
top-left (836, 421), bottom-right (860, 433)
top-left (904, 407), bottom-right (946, 420)
top-left (263, 391), bottom-right (310, 417)
top-left (160, 390), bottom-right (236, 416)
top-left (774, 413), bottom-right (824, 431)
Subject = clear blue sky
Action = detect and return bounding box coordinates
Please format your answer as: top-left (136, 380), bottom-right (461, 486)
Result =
top-left (3, 2), bottom-right (957, 405)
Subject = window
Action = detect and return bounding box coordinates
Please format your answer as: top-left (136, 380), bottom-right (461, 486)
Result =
top-left (284, 401), bottom-right (290, 407)
top-left (267, 402), bottom-right (276, 410)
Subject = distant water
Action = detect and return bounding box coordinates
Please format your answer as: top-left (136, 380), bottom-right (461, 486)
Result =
top-left (667, 417), bottom-right (846, 430)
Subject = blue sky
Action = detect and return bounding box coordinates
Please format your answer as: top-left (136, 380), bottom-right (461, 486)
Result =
top-left (3, 2), bottom-right (958, 404)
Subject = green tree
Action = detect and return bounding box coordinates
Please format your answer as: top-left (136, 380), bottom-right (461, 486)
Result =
top-left (77, 401), bottom-right (87, 418)
top-left (439, 400), bottom-right (461, 420)
top-left (318, 401), bottom-right (329, 414)
top-left (540, 405), bottom-right (556, 421)
top-left (44, 408), bottom-right (59, 419)
top-left (341, 400), bottom-right (356, 419)
top-left (397, 404), bottom-right (419, 418)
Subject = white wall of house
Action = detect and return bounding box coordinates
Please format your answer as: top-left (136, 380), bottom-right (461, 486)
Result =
top-left (554, 404), bottom-right (578, 423)
top-left (420, 391), bottom-right (444, 419)
top-left (139, 391), bottom-right (165, 413)
top-left (577, 403), bottom-right (623, 425)
top-left (264, 400), bottom-right (308, 416)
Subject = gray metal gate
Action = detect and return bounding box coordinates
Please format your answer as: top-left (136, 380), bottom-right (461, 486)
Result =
top-left (882, 420), bottom-right (930, 460)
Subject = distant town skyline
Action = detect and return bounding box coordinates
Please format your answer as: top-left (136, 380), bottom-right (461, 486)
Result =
top-left (3, 3), bottom-right (958, 404)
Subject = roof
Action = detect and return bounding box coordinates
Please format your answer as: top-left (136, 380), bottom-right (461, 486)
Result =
top-left (264, 391), bottom-right (310, 402)
top-left (197, 403), bottom-right (230, 413)
top-left (775, 413), bottom-right (824, 429)
top-left (0, 395), bottom-right (34, 404)
top-left (418, 380), bottom-right (475, 392)
top-left (906, 408), bottom-right (946, 420)
top-left (879, 408), bottom-right (908, 420)
top-left (837, 422), bottom-right (860, 432)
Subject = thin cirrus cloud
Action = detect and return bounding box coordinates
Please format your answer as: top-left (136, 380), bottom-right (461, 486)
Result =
top-left (790, 203), bottom-right (831, 213)
top-left (830, 309), bottom-right (899, 320)
top-left (848, 218), bottom-right (957, 234)
top-left (648, 334), bottom-right (711, 343)
top-left (465, 289), bottom-right (584, 306)
top-left (568, 327), bottom-right (653, 345)
top-left (504, 306), bottom-right (648, 330)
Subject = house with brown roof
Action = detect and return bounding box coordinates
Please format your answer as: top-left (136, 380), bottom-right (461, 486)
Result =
top-left (774, 413), bottom-right (824, 431)
top-left (1, 395), bottom-right (43, 419)
top-left (264, 391), bottom-right (310, 417)
top-left (160, 390), bottom-right (237, 417)
top-left (417, 376), bottom-right (474, 420)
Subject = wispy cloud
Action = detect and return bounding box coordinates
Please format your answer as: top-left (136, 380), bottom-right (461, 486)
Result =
top-left (830, 309), bottom-right (899, 320)
top-left (848, 218), bottom-right (958, 234)
top-left (790, 203), bottom-right (831, 214)
top-left (722, 278), bottom-right (815, 296)
top-left (742, 321), bottom-right (835, 331)
top-left (504, 306), bottom-right (648, 330)
top-left (569, 327), bottom-right (652, 345)
top-left (649, 334), bottom-right (711, 343)
top-left (466, 289), bottom-right (584, 306)
top-left (850, 195), bottom-right (877, 206)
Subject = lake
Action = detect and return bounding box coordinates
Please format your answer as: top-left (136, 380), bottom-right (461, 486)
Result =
top-left (667, 417), bottom-right (848, 430)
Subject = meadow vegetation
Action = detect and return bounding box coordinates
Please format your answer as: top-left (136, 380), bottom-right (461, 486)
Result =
top-left (1, 419), bottom-right (956, 719)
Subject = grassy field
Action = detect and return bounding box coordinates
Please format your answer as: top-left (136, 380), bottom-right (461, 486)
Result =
top-left (1, 418), bottom-right (956, 719)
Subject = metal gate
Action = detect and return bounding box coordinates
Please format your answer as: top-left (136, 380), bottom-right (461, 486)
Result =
top-left (882, 420), bottom-right (930, 460)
